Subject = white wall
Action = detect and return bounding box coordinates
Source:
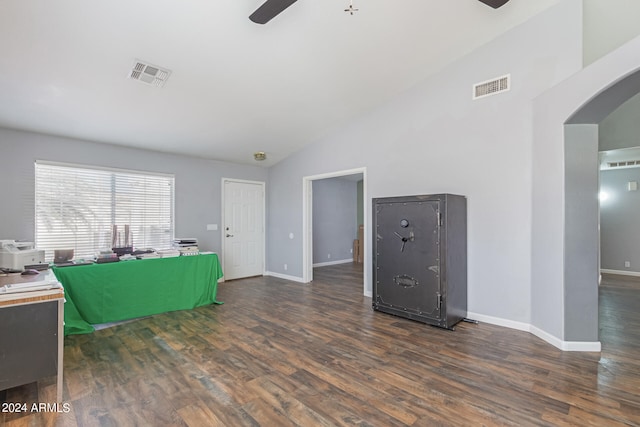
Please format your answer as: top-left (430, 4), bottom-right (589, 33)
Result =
top-left (0, 127), bottom-right (269, 254)
top-left (584, 0), bottom-right (640, 65)
top-left (267, 0), bottom-right (583, 327)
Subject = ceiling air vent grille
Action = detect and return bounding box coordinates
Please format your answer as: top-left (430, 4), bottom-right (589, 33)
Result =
top-left (608, 160), bottom-right (640, 168)
top-left (473, 74), bottom-right (510, 100)
top-left (128, 60), bottom-right (171, 87)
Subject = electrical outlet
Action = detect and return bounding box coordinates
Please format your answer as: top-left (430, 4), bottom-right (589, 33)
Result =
top-left (284, 264), bottom-right (288, 271)
top-left (625, 261), bottom-right (631, 268)
top-left (327, 254), bottom-right (331, 259)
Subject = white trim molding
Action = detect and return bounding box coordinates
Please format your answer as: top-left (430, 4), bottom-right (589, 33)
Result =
top-left (466, 312), bottom-right (530, 332)
top-left (264, 271), bottom-right (307, 283)
top-left (601, 269), bottom-right (640, 278)
top-left (302, 167), bottom-right (369, 296)
top-left (313, 259), bottom-right (353, 268)
top-left (468, 312), bottom-right (602, 353)
top-left (560, 340), bottom-right (602, 352)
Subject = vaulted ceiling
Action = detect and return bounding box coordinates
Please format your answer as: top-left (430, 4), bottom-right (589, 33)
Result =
top-left (0, 0), bottom-right (560, 166)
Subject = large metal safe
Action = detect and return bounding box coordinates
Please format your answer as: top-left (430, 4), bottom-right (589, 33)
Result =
top-left (372, 194), bottom-right (467, 329)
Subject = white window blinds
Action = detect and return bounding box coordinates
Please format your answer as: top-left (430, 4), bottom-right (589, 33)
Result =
top-left (35, 161), bottom-right (174, 261)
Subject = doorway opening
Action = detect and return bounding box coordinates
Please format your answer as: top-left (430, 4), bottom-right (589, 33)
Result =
top-left (302, 167), bottom-right (369, 296)
top-left (598, 146), bottom-right (640, 278)
top-left (561, 67), bottom-right (640, 346)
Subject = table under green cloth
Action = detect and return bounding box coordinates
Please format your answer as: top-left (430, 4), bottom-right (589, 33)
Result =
top-left (53, 253), bottom-right (223, 336)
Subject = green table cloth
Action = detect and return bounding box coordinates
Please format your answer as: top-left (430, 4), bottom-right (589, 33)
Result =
top-left (53, 253), bottom-right (223, 335)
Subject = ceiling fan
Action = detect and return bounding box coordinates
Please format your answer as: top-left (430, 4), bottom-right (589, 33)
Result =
top-left (249, 0), bottom-right (510, 25)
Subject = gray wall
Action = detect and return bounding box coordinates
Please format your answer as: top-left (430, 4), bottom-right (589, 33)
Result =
top-left (564, 124), bottom-right (600, 342)
top-left (599, 92), bottom-right (640, 151)
top-left (357, 180), bottom-right (364, 228)
top-left (267, 0), bottom-right (582, 326)
top-left (0, 127), bottom-right (268, 254)
top-left (600, 167), bottom-right (640, 273)
top-left (312, 178), bottom-right (357, 264)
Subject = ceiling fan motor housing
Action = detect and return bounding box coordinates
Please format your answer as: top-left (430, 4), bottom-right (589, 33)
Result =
top-left (477, 0), bottom-right (510, 8)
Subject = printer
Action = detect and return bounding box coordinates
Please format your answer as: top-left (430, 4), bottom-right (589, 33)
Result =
top-left (0, 240), bottom-right (45, 271)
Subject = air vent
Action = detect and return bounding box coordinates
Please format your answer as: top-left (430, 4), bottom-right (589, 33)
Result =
top-left (473, 74), bottom-right (510, 100)
top-left (128, 60), bottom-right (171, 87)
top-left (607, 160), bottom-right (640, 168)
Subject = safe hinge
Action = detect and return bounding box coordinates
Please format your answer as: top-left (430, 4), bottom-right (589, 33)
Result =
top-left (438, 212), bottom-right (443, 226)
top-left (436, 292), bottom-right (442, 310)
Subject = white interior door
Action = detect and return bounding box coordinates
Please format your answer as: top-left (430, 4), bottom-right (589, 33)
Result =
top-left (223, 179), bottom-right (265, 280)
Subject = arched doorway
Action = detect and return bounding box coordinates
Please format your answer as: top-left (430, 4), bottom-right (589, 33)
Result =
top-left (531, 36), bottom-right (640, 350)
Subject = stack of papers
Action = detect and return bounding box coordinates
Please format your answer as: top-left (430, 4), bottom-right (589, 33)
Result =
top-left (173, 238), bottom-right (199, 256)
top-left (178, 247), bottom-right (200, 256)
top-left (136, 252), bottom-right (160, 259)
top-left (0, 280), bottom-right (62, 294)
top-left (172, 238), bottom-right (198, 247)
top-left (157, 249), bottom-right (180, 258)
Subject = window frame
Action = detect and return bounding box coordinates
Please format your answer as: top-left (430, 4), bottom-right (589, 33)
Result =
top-left (34, 160), bottom-right (175, 261)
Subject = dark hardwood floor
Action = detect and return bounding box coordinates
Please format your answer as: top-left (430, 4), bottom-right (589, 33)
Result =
top-left (3, 266), bottom-right (640, 426)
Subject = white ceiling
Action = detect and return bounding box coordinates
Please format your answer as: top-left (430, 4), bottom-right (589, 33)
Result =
top-left (0, 0), bottom-right (560, 166)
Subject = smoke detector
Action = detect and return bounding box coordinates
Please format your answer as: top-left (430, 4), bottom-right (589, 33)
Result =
top-left (128, 59), bottom-right (171, 87)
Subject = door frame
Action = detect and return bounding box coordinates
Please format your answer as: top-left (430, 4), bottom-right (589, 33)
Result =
top-left (302, 167), bottom-right (369, 297)
top-left (221, 178), bottom-right (266, 281)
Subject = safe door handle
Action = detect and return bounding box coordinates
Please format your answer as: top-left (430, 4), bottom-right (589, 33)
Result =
top-left (226, 233), bottom-right (234, 237)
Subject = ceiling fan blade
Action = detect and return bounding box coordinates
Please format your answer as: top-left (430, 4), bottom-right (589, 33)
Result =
top-left (250, 0), bottom-right (298, 24)
top-left (477, 0), bottom-right (510, 8)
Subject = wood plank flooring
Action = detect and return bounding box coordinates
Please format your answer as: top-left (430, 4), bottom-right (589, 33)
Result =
top-left (2, 266), bottom-right (640, 426)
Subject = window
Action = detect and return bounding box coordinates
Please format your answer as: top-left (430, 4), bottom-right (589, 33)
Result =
top-left (35, 161), bottom-right (174, 261)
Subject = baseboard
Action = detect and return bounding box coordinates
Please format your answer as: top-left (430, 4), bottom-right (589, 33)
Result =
top-left (313, 259), bottom-right (353, 267)
top-left (529, 325), bottom-right (601, 351)
top-left (467, 311), bottom-right (601, 352)
top-left (600, 268), bottom-right (640, 277)
top-left (466, 312), bottom-right (530, 332)
top-left (264, 271), bottom-right (307, 283)
top-left (561, 340), bottom-right (602, 352)
top-left (266, 268), bottom-right (371, 298)
top-left (528, 325), bottom-right (565, 350)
